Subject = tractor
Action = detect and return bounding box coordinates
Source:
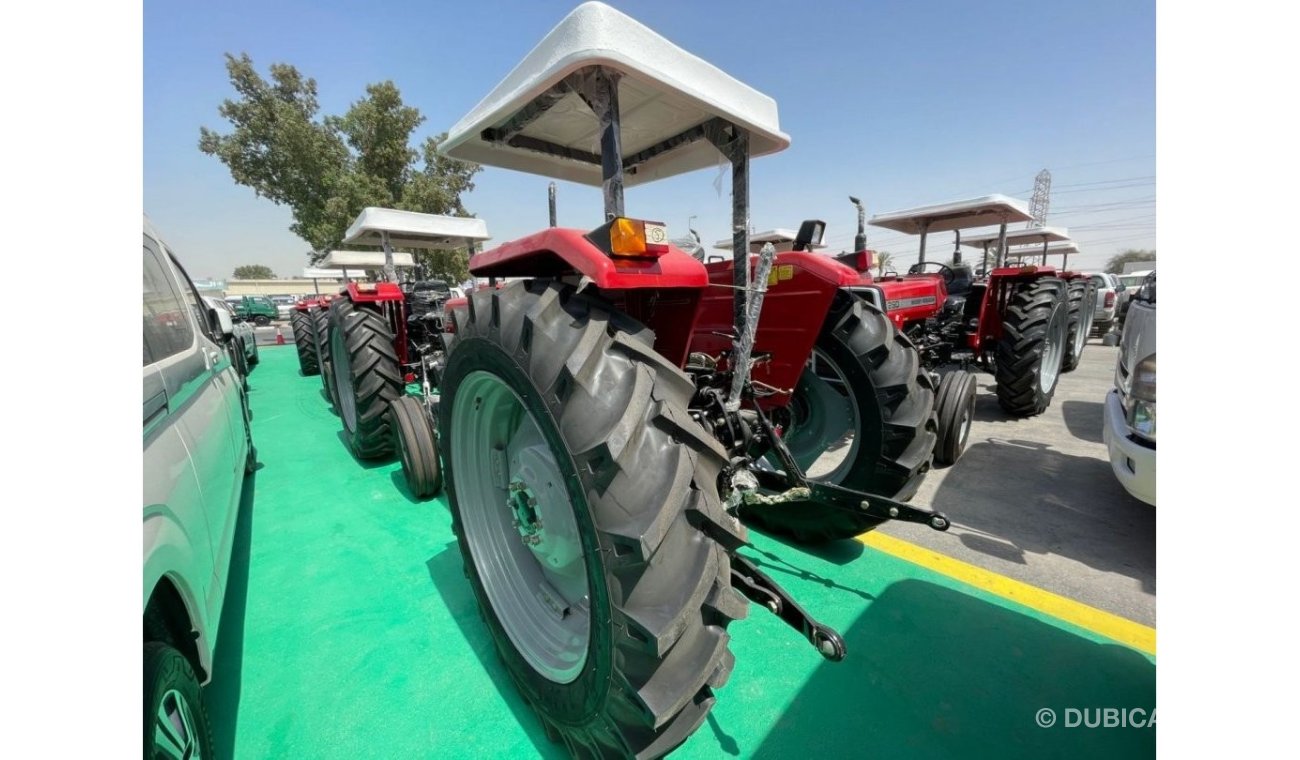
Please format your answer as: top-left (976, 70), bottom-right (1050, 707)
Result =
top-left (861, 198), bottom-right (1097, 442)
top-left (289, 293), bottom-right (338, 377)
top-left (318, 210), bottom-right (490, 468)
top-left (424, 3), bottom-right (951, 757)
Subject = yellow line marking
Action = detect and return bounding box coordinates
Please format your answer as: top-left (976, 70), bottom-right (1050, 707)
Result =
top-left (858, 531), bottom-right (1156, 656)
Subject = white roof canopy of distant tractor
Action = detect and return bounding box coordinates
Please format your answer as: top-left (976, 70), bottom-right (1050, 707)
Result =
top-left (343, 207), bottom-right (491, 250)
top-left (713, 229), bottom-right (827, 252)
top-left (440, 1), bottom-right (789, 185)
top-left (959, 226), bottom-right (1071, 248)
top-left (1006, 241), bottom-right (1080, 257)
top-left (869, 195), bottom-right (1034, 235)
top-left (319, 250), bottom-right (416, 269)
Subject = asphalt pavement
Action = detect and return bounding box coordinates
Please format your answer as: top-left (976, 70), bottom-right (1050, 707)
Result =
top-left (883, 339), bottom-right (1156, 627)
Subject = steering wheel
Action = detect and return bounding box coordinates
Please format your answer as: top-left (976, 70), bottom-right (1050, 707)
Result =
top-left (907, 261), bottom-right (956, 285)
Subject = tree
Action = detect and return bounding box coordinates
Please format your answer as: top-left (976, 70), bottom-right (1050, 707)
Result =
top-left (200, 54), bottom-right (482, 269)
top-left (874, 250), bottom-right (894, 276)
top-left (234, 264), bottom-right (275, 279)
top-left (1104, 249), bottom-right (1156, 274)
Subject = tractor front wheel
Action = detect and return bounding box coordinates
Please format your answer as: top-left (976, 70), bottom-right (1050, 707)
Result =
top-left (934, 369), bottom-right (977, 466)
top-left (291, 309), bottom-right (319, 375)
top-left (994, 278), bottom-right (1069, 416)
top-left (441, 280), bottom-right (747, 759)
top-left (747, 292), bottom-right (937, 543)
top-left (329, 299), bottom-right (402, 459)
top-left (391, 395), bottom-right (441, 498)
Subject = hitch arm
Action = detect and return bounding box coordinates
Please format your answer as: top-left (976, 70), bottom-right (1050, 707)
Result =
top-left (731, 553), bottom-right (846, 661)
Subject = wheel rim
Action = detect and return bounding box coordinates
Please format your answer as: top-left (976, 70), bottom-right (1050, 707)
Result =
top-left (451, 370), bottom-right (590, 683)
top-left (331, 322), bottom-right (357, 430)
top-left (153, 688), bottom-right (201, 760)
top-left (957, 392), bottom-right (973, 450)
top-left (779, 348), bottom-right (860, 482)
top-left (1039, 300), bottom-right (1069, 394)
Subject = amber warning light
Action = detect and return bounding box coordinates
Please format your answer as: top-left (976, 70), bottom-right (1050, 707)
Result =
top-left (588, 217), bottom-right (670, 258)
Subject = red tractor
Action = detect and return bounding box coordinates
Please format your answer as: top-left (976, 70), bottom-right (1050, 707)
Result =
top-left (426, 3), bottom-right (950, 757)
top-left (289, 293), bottom-right (337, 377)
top-left (317, 211), bottom-right (489, 466)
top-left (855, 199), bottom-right (1096, 460)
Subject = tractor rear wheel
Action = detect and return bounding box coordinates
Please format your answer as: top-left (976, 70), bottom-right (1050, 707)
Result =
top-left (933, 370), bottom-right (976, 466)
top-left (1061, 279), bottom-right (1095, 373)
top-left (390, 395), bottom-right (441, 498)
top-left (291, 309), bottom-right (319, 375)
top-left (319, 304), bottom-right (339, 411)
top-left (994, 277), bottom-right (1069, 416)
top-left (441, 280), bottom-right (748, 759)
top-left (329, 299), bottom-right (402, 459)
top-left (746, 292), bottom-right (937, 543)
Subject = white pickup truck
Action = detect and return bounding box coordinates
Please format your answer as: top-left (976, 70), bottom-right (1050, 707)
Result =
top-left (1103, 271), bottom-right (1155, 505)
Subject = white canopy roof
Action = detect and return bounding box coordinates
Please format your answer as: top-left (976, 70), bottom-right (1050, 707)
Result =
top-left (343, 207), bottom-right (490, 250)
top-left (440, 1), bottom-right (789, 186)
top-left (870, 195), bottom-right (1033, 235)
top-left (320, 250), bottom-right (416, 269)
top-left (1006, 241), bottom-right (1080, 257)
top-left (713, 229), bottom-right (827, 252)
top-left (302, 268), bottom-right (350, 279)
top-left (959, 226), bottom-right (1071, 247)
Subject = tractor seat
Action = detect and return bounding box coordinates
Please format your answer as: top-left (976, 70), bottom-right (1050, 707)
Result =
top-left (947, 265), bottom-right (974, 297)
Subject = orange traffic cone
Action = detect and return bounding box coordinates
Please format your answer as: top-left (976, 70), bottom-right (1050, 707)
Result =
top-left (275, 326), bottom-right (286, 345)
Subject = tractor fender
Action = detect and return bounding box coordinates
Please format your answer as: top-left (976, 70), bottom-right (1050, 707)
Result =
top-left (345, 281), bottom-right (405, 303)
top-left (467, 228), bottom-right (709, 289)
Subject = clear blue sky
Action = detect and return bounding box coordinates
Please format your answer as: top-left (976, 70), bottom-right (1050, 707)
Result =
top-left (144, 0), bottom-right (1155, 280)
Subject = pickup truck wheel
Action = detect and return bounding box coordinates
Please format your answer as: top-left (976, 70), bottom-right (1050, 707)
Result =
top-left (253, 315), bottom-right (270, 327)
top-left (144, 642), bottom-right (214, 760)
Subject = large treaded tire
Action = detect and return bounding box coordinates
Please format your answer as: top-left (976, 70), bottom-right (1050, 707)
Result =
top-left (744, 291), bottom-right (937, 543)
top-left (1061, 279), bottom-right (1094, 373)
top-left (933, 370), bottom-right (976, 466)
top-left (994, 277), bottom-right (1069, 416)
top-left (329, 299), bottom-right (402, 459)
top-left (320, 303), bottom-right (340, 410)
top-left (391, 395), bottom-right (441, 498)
top-left (291, 309), bottom-right (319, 375)
top-left (441, 280), bottom-right (749, 759)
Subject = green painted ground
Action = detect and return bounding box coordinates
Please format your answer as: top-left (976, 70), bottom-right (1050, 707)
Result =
top-left (207, 347), bottom-right (1155, 759)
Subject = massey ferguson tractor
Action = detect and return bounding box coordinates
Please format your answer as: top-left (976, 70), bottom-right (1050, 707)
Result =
top-left (862, 198), bottom-right (1097, 435)
top-left (290, 293), bottom-right (338, 377)
top-left (423, 3), bottom-right (950, 757)
top-left (318, 210), bottom-right (490, 467)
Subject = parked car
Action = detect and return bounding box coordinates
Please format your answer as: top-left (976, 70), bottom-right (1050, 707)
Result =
top-left (1087, 272), bottom-right (1125, 335)
top-left (1103, 271), bottom-right (1155, 505)
top-left (144, 217), bottom-right (256, 759)
top-left (224, 294), bottom-right (278, 325)
top-left (271, 294), bottom-right (297, 320)
top-left (1115, 270), bottom-right (1151, 330)
top-left (205, 296), bottom-right (258, 380)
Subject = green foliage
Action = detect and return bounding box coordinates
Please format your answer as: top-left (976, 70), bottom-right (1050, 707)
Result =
top-left (233, 264), bottom-right (275, 279)
top-left (873, 250), bottom-right (893, 276)
top-left (200, 54), bottom-right (481, 266)
top-left (1104, 249), bottom-right (1156, 274)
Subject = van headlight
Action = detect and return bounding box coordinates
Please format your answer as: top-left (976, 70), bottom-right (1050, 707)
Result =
top-left (1125, 353), bottom-right (1155, 439)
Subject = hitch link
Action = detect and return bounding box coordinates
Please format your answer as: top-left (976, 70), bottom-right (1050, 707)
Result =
top-left (730, 553), bottom-right (846, 662)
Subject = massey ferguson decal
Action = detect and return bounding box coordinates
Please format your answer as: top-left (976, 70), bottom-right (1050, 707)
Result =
top-left (886, 295), bottom-right (938, 310)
